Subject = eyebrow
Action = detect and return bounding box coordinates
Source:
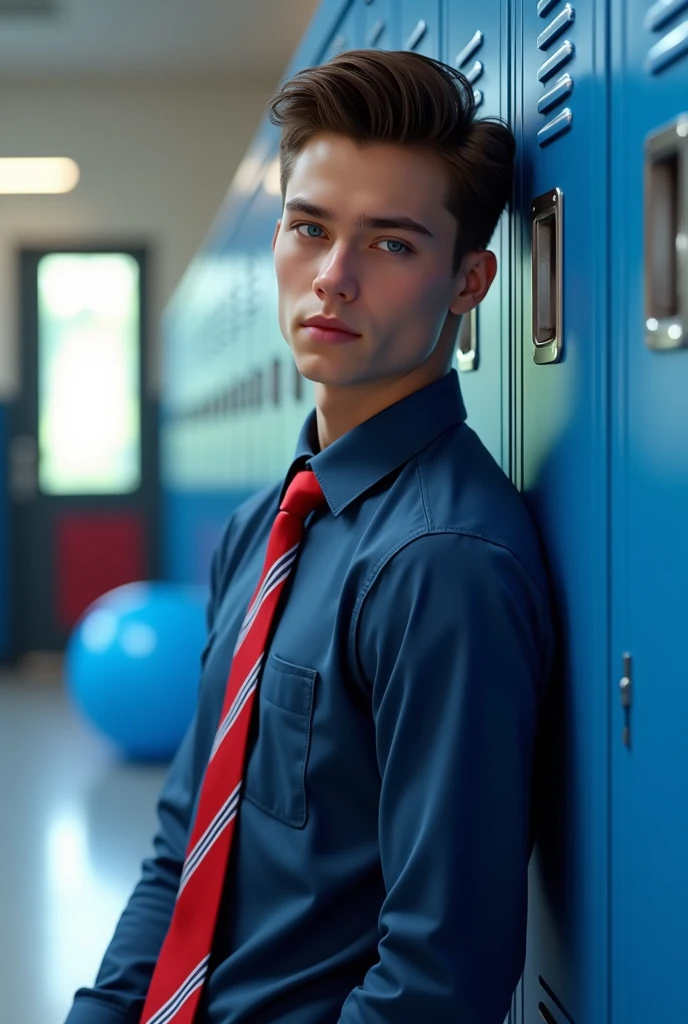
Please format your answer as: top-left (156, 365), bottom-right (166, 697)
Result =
top-left (284, 197), bottom-right (434, 238)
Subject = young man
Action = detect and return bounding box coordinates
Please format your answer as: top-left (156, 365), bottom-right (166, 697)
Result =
top-left (65, 50), bottom-right (554, 1024)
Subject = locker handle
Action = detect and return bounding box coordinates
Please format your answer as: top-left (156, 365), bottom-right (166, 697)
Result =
top-left (457, 308), bottom-right (478, 372)
top-left (367, 19), bottom-right (385, 47)
top-left (644, 114), bottom-right (688, 351)
top-left (405, 20), bottom-right (427, 51)
top-left (531, 188), bottom-right (564, 364)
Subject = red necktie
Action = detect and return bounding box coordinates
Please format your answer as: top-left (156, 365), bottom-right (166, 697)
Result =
top-left (140, 469), bottom-right (328, 1024)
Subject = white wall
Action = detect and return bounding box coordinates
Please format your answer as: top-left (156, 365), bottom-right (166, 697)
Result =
top-left (0, 75), bottom-right (275, 399)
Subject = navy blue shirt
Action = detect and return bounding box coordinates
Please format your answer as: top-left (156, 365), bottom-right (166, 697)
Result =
top-left (66, 369), bottom-right (554, 1024)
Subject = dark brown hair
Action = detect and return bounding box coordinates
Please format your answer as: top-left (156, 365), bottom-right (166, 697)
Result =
top-left (267, 48), bottom-right (515, 273)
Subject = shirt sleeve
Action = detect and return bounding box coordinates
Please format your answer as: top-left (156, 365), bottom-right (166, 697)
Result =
top-left (63, 516), bottom-right (236, 1024)
top-left (339, 531), bottom-right (554, 1024)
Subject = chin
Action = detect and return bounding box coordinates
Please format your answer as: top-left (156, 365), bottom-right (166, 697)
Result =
top-left (293, 358), bottom-right (337, 386)
top-left (292, 352), bottom-right (362, 388)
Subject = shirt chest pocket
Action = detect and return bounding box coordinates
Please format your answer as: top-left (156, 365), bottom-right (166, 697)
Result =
top-left (242, 654), bottom-right (317, 829)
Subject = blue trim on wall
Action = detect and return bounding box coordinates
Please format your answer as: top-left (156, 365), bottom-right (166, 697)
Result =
top-left (161, 487), bottom-right (259, 588)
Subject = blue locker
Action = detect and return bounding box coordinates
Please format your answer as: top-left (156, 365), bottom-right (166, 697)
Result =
top-left (516, 1), bottom-right (611, 1023)
top-left (320, 0), bottom-right (363, 59)
top-left (444, 2), bottom-right (511, 470)
top-left (610, 0), bottom-right (688, 1020)
top-left (362, 0), bottom-right (398, 50)
top-left (400, 0), bottom-right (441, 58)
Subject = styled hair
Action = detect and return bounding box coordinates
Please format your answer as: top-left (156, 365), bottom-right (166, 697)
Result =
top-left (267, 48), bottom-right (516, 273)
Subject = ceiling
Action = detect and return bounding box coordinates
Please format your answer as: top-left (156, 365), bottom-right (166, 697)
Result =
top-left (0, 0), bottom-right (321, 83)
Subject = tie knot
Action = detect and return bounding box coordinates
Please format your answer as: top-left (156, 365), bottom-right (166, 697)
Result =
top-left (280, 469), bottom-right (328, 521)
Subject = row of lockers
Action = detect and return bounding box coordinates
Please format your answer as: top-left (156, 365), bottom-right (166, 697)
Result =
top-left (161, 0), bottom-right (688, 1021)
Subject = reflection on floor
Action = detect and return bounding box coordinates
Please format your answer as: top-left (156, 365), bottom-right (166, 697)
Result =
top-left (0, 672), bottom-right (169, 1024)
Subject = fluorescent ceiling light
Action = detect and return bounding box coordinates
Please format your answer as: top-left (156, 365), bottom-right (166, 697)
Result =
top-left (0, 158), bottom-right (80, 194)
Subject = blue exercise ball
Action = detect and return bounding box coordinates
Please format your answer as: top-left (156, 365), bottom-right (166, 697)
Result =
top-left (65, 581), bottom-right (208, 761)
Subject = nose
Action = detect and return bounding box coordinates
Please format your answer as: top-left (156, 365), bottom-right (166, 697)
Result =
top-left (312, 245), bottom-right (358, 303)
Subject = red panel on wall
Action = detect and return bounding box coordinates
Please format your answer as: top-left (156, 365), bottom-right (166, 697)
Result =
top-left (54, 512), bottom-right (146, 629)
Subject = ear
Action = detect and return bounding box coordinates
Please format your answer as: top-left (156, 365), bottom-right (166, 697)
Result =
top-left (272, 219), bottom-right (281, 253)
top-left (449, 250), bottom-right (498, 315)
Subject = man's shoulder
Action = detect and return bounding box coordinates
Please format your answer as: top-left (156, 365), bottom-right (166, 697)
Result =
top-left (212, 479), bottom-right (283, 580)
top-left (413, 422), bottom-right (552, 609)
top-left (232, 478), bottom-right (282, 529)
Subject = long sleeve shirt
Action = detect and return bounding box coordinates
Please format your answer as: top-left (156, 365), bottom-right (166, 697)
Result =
top-left (65, 367), bottom-right (555, 1024)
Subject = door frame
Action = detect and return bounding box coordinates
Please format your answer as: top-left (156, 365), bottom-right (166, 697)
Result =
top-left (7, 241), bottom-right (159, 661)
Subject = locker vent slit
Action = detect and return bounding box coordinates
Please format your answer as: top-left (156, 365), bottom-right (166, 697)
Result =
top-left (538, 976), bottom-right (577, 1023)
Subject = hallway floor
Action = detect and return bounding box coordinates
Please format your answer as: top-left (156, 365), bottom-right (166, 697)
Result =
top-left (0, 672), bottom-right (169, 1023)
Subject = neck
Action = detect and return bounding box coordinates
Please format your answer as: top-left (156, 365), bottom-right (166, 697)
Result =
top-left (314, 363), bottom-right (452, 451)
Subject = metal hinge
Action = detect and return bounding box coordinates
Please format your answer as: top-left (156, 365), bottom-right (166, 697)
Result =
top-left (619, 653), bottom-right (633, 748)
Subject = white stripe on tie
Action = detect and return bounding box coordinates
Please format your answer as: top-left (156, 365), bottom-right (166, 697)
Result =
top-left (237, 558), bottom-right (297, 646)
top-left (233, 543), bottom-right (300, 654)
top-left (143, 954), bottom-right (210, 1024)
top-left (245, 542), bottom-right (300, 625)
top-left (209, 654), bottom-right (263, 762)
top-left (178, 785), bottom-right (241, 897)
top-left (234, 547), bottom-right (299, 653)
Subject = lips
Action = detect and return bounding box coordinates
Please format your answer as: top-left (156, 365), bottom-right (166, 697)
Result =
top-left (302, 316), bottom-right (359, 335)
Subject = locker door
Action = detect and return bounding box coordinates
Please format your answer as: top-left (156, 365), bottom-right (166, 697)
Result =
top-left (445, 3), bottom-right (510, 469)
top-left (321, 0), bottom-right (364, 60)
top-left (516, 1), bottom-right (611, 1023)
top-left (610, 1), bottom-right (688, 1020)
top-left (362, 0), bottom-right (398, 50)
top-left (229, 252), bottom-right (249, 488)
top-left (230, 179), bottom-right (290, 489)
top-left (400, 0), bottom-right (441, 59)
top-left (255, 155), bottom-right (292, 486)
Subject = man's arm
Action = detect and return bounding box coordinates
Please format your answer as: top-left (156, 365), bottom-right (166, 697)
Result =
top-left (64, 516), bottom-right (236, 1024)
top-left (340, 531), bottom-right (554, 1024)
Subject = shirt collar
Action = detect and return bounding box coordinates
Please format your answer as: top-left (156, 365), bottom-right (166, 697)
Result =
top-left (281, 369), bottom-right (467, 516)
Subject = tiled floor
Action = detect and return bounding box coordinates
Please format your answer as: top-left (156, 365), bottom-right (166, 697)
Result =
top-left (0, 673), bottom-right (169, 1023)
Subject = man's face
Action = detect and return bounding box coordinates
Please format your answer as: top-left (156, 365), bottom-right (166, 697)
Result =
top-left (272, 133), bottom-right (486, 391)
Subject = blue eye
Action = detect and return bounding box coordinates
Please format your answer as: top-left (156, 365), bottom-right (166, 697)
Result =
top-left (295, 223), bottom-right (324, 238)
top-left (379, 239), bottom-right (411, 256)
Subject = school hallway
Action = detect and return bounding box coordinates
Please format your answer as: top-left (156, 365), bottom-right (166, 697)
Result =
top-left (0, 669), bottom-right (168, 1024)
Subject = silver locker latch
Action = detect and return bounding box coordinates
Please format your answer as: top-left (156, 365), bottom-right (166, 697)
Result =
top-left (644, 113), bottom-right (688, 351)
top-left (619, 652), bottom-right (633, 748)
top-left (531, 188), bottom-right (564, 364)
